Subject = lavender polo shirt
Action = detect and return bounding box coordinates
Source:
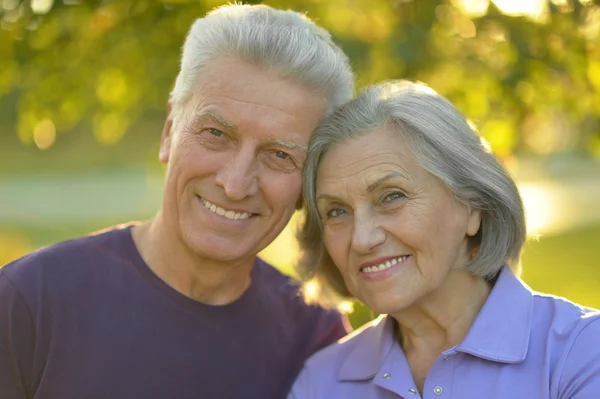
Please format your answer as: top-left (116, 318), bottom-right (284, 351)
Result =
top-left (289, 267), bottom-right (600, 399)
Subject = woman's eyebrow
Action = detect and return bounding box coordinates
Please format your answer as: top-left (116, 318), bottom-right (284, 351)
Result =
top-left (316, 193), bottom-right (342, 202)
top-left (367, 172), bottom-right (408, 192)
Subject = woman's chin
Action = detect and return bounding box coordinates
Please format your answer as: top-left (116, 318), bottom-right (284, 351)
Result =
top-left (360, 295), bottom-right (413, 316)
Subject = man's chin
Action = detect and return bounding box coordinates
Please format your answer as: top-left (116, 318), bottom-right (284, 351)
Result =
top-left (184, 237), bottom-right (257, 264)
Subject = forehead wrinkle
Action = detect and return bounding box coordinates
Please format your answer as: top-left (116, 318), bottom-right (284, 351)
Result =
top-left (206, 93), bottom-right (323, 134)
top-left (317, 156), bottom-right (414, 201)
top-left (194, 109), bottom-right (308, 154)
top-left (323, 154), bottom-right (413, 184)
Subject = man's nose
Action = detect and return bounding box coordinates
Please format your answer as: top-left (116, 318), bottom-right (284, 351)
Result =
top-left (214, 148), bottom-right (259, 201)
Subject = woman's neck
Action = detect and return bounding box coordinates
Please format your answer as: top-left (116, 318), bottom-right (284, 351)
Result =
top-left (391, 269), bottom-right (492, 393)
top-left (394, 269), bottom-right (491, 352)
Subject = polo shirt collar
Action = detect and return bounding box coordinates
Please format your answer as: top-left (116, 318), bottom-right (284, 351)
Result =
top-left (454, 266), bottom-right (532, 363)
top-left (338, 315), bottom-right (395, 381)
top-left (338, 266), bottom-right (533, 381)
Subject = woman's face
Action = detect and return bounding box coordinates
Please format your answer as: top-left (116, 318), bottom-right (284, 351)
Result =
top-left (315, 126), bottom-right (481, 314)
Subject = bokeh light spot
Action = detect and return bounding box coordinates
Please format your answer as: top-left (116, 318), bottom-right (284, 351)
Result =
top-left (452, 0), bottom-right (490, 17)
top-left (96, 69), bottom-right (128, 107)
top-left (33, 118), bottom-right (56, 150)
top-left (93, 112), bottom-right (128, 145)
top-left (31, 0), bottom-right (53, 15)
top-left (481, 119), bottom-right (515, 156)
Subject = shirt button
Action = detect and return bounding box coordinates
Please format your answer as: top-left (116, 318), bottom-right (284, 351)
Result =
top-left (382, 373), bottom-right (391, 380)
top-left (408, 388), bottom-right (417, 395)
top-left (443, 355), bottom-right (450, 361)
top-left (434, 386), bottom-right (443, 395)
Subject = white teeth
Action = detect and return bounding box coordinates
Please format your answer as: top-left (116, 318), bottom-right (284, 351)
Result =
top-left (361, 256), bottom-right (408, 274)
top-left (200, 198), bottom-right (251, 220)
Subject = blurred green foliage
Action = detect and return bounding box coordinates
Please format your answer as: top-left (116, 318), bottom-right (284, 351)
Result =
top-left (1, 0), bottom-right (600, 327)
top-left (1, 0), bottom-right (599, 173)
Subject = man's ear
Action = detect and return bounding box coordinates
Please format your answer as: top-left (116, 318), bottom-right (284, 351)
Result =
top-left (295, 195), bottom-right (304, 210)
top-left (159, 103), bottom-right (174, 164)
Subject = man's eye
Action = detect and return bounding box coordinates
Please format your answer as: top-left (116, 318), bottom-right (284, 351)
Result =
top-left (207, 128), bottom-right (224, 137)
top-left (274, 150), bottom-right (290, 160)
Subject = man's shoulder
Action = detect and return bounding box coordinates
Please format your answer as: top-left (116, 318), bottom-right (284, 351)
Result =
top-left (253, 258), bottom-right (332, 315)
top-left (1, 224), bottom-right (133, 290)
top-left (254, 258), bottom-right (348, 344)
top-left (253, 257), bottom-right (301, 294)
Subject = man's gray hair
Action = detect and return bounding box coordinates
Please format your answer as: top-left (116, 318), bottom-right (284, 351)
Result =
top-left (298, 80), bottom-right (526, 303)
top-left (170, 4), bottom-right (354, 117)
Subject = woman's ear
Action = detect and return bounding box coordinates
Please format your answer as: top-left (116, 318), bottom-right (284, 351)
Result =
top-left (467, 207), bottom-right (482, 237)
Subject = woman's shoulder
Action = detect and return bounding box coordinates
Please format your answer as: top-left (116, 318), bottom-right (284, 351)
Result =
top-left (530, 289), bottom-right (600, 338)
top-left (306, 314), bottom-right (387, 366)
top-left (288, 315), bottom-right (391, 398)
top-left (528, 291), bottom-right (600, 397)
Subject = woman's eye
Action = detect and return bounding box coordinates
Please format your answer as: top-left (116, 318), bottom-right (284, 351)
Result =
top-left (326, 208), bottom-right (346, 218)
top-left (383, 192), bottom-right (405, 203)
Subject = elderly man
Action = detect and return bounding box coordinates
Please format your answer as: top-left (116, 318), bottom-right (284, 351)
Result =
top-left (0, 4), bottom-right (353, 399)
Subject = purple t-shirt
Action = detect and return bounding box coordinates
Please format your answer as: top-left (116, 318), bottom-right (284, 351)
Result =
top-left (0, 225), bottom-right (346, 399)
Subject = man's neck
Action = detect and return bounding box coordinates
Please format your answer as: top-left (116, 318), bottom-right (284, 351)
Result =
top-left (131, 217), bottom-right (254, 305)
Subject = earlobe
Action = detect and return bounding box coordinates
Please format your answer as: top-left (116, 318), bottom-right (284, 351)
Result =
top-left (159, 105), bottom-right (174, 164)
top-left (467, 207), bottom-right (482, 237)
top-left (295, 196), bottom-right (304, 210)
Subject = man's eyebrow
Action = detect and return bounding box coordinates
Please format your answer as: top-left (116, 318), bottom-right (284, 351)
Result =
top-left (197, 111), bottom-right (238, 132)
top-left (367, 172), bottom-right (408, 192)
top-left (194, 113), bottom-right (306, 151)
top-left (265, 138), bottom-right (308, 152)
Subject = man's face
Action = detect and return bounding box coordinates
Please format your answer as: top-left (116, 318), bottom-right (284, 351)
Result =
top-left (159, 56), bottom-right (327, 264)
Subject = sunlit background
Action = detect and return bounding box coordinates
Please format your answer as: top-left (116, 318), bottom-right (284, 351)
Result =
top-left (1, 0), bottom-right (599, 327)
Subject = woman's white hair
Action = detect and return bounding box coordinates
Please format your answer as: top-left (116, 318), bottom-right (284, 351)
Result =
top-left (170, 4), bottom-right (354, 117)
top-left (298, 80), bottom-right (526, 303)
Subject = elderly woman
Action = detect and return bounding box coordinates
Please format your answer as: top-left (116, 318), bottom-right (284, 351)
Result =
top-left (289, 81), bottom-right (600, 399)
